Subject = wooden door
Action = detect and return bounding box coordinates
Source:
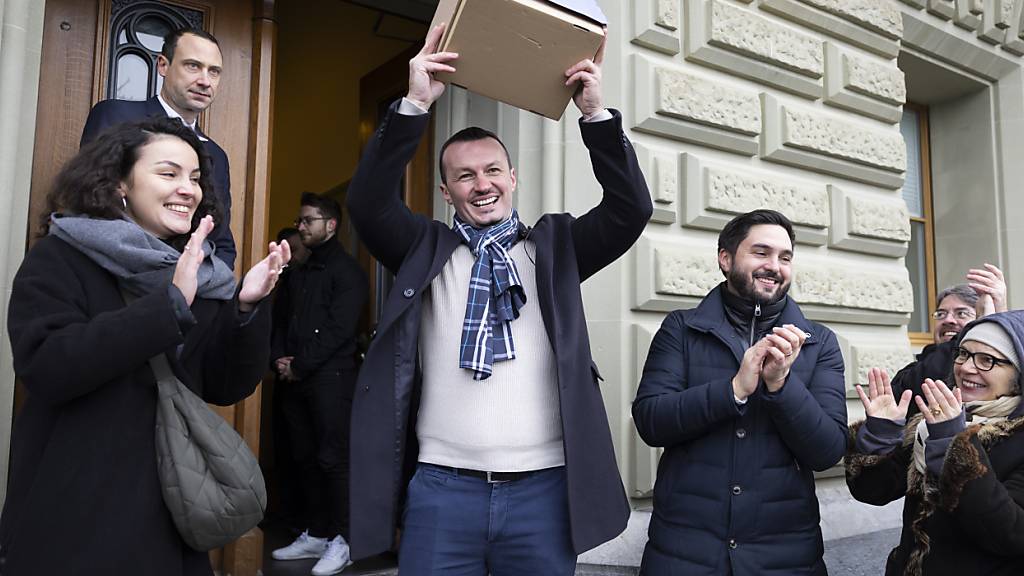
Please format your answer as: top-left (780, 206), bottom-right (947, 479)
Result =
top-left (356, 45), bottom-right (435, 332)
top-left (26, 0), bottom-right (273, 573)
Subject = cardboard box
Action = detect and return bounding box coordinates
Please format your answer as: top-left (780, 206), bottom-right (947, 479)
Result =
top-left (429, 0), bottom-right (606, 120)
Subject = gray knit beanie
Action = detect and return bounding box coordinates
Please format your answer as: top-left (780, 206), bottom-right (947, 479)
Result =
top-left (961, 322), bottom-right (1021, 373)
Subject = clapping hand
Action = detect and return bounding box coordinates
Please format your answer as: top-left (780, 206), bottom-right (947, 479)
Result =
top-left (855, 367), bottom-right (912, 421)
top-left (239, 239), bottom-right (292, 312)
top-left (173, 215), bottom-right (215, 306)
top-left (915, 378), bottom-right (962, 424)
top-left (761, 324), bottom-right (806, 392)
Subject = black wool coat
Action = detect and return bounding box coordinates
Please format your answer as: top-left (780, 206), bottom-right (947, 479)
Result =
top-left (345, 101), bottom-right (652, 559)
top-left (0, 235), bottom-right (271, 576)
top-left (270, 238), bottom-right (368, 379)
top-left (847, 313), bottom-right (1024, 576)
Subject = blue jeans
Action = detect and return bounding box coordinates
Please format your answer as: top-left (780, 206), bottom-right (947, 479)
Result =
top-left (398, 463), bottom-right (576, 575)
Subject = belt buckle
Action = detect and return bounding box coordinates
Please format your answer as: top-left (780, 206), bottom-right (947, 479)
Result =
top-left (486, 471), bottom-right (507, 484)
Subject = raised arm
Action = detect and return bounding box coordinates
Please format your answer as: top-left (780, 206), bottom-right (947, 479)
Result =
top-left (346, 25), bottom-right (456, 271)
top-left (567, 35), bottom-right (653, 280)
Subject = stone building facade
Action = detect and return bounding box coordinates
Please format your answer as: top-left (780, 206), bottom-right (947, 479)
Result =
top-left (2, 0), bottom-right (1024, 571)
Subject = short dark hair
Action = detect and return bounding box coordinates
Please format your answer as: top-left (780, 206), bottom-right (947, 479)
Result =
top-left (438, 127), bottom-right (512, 184)
top-left (161, 28), bottom-right (220, 63)
top-left (300, 192), bottom-right (342, 224)
top-left (718, 209), bottom-right (796, 256)
top-left (936, 284), bottom-right (979, 309)
top-left (42, 117), bottom-right (220, 252)
top-left (276, 227), bottom-right (300, 243)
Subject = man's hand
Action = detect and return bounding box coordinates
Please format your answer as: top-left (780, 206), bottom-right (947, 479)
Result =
top-left (855, 367), bottom-right (911, 421)
top-left (406, 24), bottom-right (458, 111)
top-left (761, 324), bottom-right (807, 392)
top-left (565, 32), bottom-right (606, 118)
top-left (967, 263), bottom-right (1007, 316)
top-left (733, 340), bottom-right (769, 401)
top-left (274, 356), bottom-right (293, 375)
top-left (275, 356), bottom-right (297, 381)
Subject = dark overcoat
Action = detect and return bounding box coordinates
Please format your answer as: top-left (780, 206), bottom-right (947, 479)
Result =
top-left (632, 286), bottom-right (848, 575)
top-left (0, 235), bottom-right (271, 576)
top-left (345, 102), bottom-right (652, 559)
top-left (80, 96), bottom-right (236, 270)
top-left (847, 312), bottom-right (1024, 576)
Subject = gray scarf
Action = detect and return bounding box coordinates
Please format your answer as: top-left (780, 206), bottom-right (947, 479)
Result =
top-left (49, 214), bottom-right (235, 301)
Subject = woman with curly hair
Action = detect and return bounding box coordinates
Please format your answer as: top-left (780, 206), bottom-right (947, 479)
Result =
top-left (846, 310), bottom-right (1024, 576)
top-left (0, 117), bottom-right (289, 575)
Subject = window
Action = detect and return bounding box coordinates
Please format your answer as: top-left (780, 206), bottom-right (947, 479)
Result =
top-left (900, 104), bottom-right (937, 347)
top-left (105, 1), bottom-right (203, 101)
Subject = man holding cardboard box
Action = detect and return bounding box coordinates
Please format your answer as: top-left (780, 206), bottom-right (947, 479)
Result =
top-left (346, 23), bottom-right (652, 575)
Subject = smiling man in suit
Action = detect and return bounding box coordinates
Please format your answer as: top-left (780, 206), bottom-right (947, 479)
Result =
top-left (81, 27), bottom-right (236, 269)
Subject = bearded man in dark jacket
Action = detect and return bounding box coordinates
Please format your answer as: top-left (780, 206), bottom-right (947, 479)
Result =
top-left (633, 209), bottom-right (848, 576)
top-left (269, 192), bottom-right (367, 576)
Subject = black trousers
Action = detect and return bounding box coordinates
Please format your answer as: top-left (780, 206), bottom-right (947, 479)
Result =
top-left (279, 368), bottom-right (355, 539)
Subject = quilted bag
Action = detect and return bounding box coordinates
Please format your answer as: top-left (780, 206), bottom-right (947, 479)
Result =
top-left (151, 353), bottom-right (267, 551)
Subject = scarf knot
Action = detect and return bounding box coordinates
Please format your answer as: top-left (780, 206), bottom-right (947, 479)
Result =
top-left (452, 210), bottom-right (527, 380)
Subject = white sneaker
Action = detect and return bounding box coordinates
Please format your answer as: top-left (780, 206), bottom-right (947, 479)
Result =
top-left (272, 530), bottom-right (328, 561)
top-left (311, 535), bottom-right (352, 576)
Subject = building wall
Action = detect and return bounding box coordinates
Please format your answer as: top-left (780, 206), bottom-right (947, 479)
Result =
top-left (0, 0), bottom-right (46, 506)
top-left (549, 0), bottom-right (1023, 565)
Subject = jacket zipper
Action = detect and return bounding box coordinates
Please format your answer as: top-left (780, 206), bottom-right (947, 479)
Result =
top-left (749, 303), bottom-right (761, 347)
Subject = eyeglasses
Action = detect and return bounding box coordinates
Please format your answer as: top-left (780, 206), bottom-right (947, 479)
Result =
top-left (294, 216), bottom-right (328, 227)
top-left (953, 347), bottom-right (1014, 372)
top-left (932, 308), bottom-right (976, 321)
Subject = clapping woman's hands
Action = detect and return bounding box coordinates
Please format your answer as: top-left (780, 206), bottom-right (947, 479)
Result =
top-left (238, 239), bottom-right (292, 312)
top-left (173, 215), bottom-right (215, 306)
top-left (915, 378), bottom-right (963, 425)
top-left (856, 367), bottom-right (912, 421)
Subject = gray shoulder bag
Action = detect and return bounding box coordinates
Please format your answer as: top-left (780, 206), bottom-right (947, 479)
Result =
top-left (150, 352), bottom-right (267, 551)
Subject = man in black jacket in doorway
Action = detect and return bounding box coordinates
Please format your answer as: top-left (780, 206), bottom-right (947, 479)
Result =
top-left (270, 192), bottom-right (368, 576)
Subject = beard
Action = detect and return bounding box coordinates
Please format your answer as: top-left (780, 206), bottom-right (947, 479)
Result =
top-left (727, 267), bottom-right (790, 305)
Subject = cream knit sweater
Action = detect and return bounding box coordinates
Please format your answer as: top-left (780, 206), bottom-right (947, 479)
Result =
top-left (416, 241), bottom-right (565, 472)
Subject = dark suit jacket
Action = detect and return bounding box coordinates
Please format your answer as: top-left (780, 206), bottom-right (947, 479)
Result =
top-left (345, 102), bottom-right (652, 559)
top-left (80, 96), bottom-right (236, 270)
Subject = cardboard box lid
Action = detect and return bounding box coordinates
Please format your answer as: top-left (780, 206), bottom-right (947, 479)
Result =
top-left (546, 0), bottom-right (607, 25)
top-left (429, 0), bottom-right (606, 120)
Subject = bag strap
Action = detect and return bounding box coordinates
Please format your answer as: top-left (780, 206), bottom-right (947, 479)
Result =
top-left (118, 287), bottom-right (185, 393)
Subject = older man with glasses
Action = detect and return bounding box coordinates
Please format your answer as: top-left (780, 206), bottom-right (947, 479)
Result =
top-left (890, 264), bottom-right (1007, 417)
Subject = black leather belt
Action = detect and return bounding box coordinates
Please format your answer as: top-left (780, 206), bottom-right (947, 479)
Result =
top-left (426, 464), bottom-right (537, 484)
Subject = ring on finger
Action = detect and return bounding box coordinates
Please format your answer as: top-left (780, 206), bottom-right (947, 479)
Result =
top-left (930, 407), bottom-right (942, 417)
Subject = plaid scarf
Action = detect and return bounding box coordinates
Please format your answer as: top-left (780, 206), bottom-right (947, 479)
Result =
top-left (452, 210), bottom-right (527, 380)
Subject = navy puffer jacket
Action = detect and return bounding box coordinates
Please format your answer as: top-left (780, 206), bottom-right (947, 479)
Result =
top-left (633, 285), bottom-right (848, 575)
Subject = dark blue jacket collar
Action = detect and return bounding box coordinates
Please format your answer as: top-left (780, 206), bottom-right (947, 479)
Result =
top-left (686, 284), bottom-right (817, 345)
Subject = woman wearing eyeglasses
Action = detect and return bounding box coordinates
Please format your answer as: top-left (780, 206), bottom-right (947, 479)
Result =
top-left (845, 310), bottom-right (1024, 575)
